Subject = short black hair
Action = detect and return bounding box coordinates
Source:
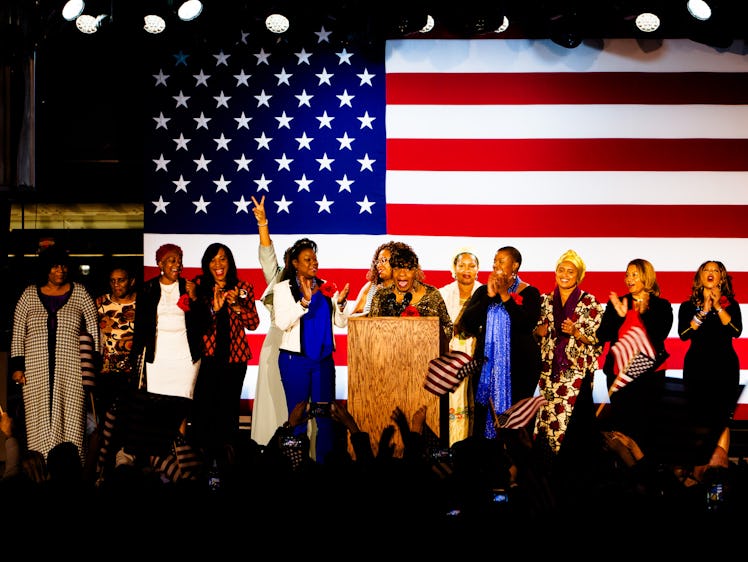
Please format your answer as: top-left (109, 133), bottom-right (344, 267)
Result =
top-left (37, 245), bottom-right (70, 285)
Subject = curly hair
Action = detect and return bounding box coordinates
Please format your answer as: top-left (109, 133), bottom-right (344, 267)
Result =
top-left (690, 260), bottom-right (734, 306)
top-left (389, 242), bottom-right (425, 283)
top-left (280, 238), bottom-right (318, 282)
top-left (365, 241), bottom-right (396, 283)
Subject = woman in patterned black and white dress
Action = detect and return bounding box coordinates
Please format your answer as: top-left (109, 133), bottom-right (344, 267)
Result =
top-left (11, 245), bottom-right (100, 464)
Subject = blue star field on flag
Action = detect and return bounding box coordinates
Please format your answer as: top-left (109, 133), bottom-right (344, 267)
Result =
top-left (145, 26), bottom-right (386, 235)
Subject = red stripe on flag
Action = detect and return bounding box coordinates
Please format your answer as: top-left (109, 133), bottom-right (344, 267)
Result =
top-left (386, 72), bottom-right (748, 105)
top-left (387, 204), bottom-right (748, 238)
top-left (386, 139), bottom-right (748, 171)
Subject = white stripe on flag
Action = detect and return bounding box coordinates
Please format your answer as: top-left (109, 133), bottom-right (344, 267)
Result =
top-left (500, 395), bottom-right (548, 430)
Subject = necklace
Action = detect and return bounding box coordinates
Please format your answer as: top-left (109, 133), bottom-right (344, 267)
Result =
top-left (296, 275), bottom-right (317, 291)
top-left (161, 281), bottom-right (178, 295)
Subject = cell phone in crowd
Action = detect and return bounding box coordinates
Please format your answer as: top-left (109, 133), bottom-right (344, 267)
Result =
top-left (491, 488), bottom-right (510, 503)
top-left (309, 402), bottom-right (331, 418)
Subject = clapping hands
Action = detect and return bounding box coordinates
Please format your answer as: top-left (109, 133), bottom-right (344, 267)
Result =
top-left (487, 270), bottom-right (515, 298)
top-left (702, 287), bottom-right (721, 312)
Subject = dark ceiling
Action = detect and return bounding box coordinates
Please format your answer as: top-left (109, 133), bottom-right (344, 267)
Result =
top-left (1, 1), bottom-right (746, 204)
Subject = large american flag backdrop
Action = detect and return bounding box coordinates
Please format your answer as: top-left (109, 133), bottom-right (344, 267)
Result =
top-left (143, 31), bottom-right (748, 418)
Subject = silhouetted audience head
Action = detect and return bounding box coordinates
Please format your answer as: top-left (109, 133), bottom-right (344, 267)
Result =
top-left (21, 450), bottom-right (48, 483)
top-left (47, 441), bottom-right (83, 483)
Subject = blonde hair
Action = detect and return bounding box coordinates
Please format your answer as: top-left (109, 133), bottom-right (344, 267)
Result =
top-left (628, 258), bottom-right (660, 296)
top-left (556, 249), bottom-right (586, 285)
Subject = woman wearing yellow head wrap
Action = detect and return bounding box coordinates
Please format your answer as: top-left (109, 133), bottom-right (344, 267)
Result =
top-left (533, 249), bottom-right (604, 489)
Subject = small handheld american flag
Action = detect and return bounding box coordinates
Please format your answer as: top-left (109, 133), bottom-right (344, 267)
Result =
top-left (490, 395), bottom-right (548, 431)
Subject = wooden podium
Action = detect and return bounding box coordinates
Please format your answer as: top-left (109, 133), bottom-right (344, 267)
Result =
top-left (347, 316), bottom-right (443, 458)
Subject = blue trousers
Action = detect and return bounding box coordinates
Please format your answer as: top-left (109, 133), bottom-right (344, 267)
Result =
top-left (278, 351), bottom-right (336, 464)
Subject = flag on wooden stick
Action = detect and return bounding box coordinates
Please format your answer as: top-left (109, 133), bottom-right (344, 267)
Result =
top-left (490, 395), bottom-right (548, 430)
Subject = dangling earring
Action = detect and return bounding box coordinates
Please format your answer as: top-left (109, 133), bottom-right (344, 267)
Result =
top-left (160, 269), bottom-right (165, 275)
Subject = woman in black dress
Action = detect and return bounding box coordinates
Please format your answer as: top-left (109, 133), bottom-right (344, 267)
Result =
top-left (678, 260), bottom-right (742, 474)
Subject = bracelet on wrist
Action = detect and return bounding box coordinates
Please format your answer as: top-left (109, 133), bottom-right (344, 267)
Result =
top-left (257, 221), bottom-right (268, 227)
top-left (300, 297), bottom-right (309, 308)
top-left (715, 307), bottom-right (724, 314)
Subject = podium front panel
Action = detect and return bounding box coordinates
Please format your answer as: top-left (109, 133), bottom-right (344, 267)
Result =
top-left (347, 316), bottom-right (441, 458)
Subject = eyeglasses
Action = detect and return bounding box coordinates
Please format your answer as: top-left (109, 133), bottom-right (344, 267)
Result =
top-left (376, 258), bottom-right (390, 265)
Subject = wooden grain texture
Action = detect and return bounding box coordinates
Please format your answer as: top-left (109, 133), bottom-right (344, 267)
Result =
top-left (347, 316), bottom-right (441, 458)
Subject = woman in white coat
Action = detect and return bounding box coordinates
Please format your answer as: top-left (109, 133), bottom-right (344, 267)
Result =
top-left (273, 237), bottom-right (349, 464)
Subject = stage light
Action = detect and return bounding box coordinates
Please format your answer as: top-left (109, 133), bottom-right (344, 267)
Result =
top-left (62, 0), bottom-right (85, 21)
top-left (494, 16), bottom-right (509, 33)
top-left (456, 8), bottom-right (505, 34)
top-left (178, 0), bottom-right (203, 22)
top-left (144, 14), bottom-right (166, 34)
top-left (75, 13), bottom-right (106, 33)
top-left (420, 15), bottom-right (435, 33)
top-left (265, 13), bottom-right (290, 33)
top-left (686, 1), bottom-right (733, 48)
top-left (635, 11), bottom-right (660, 32)
top-left (545, 3), bottom-right (582, 48)
top-left (687, 0), bottom-right (711, 21)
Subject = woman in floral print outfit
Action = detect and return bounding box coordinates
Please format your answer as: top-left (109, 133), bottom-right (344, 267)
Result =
top-left (533, 249), bottom-right (604, 472)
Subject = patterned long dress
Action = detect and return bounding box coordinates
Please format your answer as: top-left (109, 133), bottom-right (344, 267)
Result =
top-left (533, 287), bottom-right (604, 456)
top-left (11, 282), bottom-right (100, 463)
top-left (439, 280), bottom-right (482, 445)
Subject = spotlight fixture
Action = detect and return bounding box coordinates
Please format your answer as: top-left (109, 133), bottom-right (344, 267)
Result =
top-left (687, 0), bottom-right (712, 21)
top-left (546, 7), bottom-right (582, 48)
top-left (386, 5), bottom-right (430, 36)
top-left (62, 0), bottom-right (85, 21)
top-left (265, 13), bottom-right (290, 33)
top-left (444, 0), bottom-right (505, 35)
top-left (686, 0), bottom-right (732, 48)
top-left (177, 0), bottom-right (203, 22)
top-left (544, 2), bottom-right (583, 48)
top-left (494, 16), bottom-right (509, 33)
top-left (144, 14), bottom-right (166, 34)
top-left (419, 15), bottom-right (435, 33)
top-left (635, 11), bottom-right (660, 32)
top-left (75, 13), bottom-right (106, 33)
